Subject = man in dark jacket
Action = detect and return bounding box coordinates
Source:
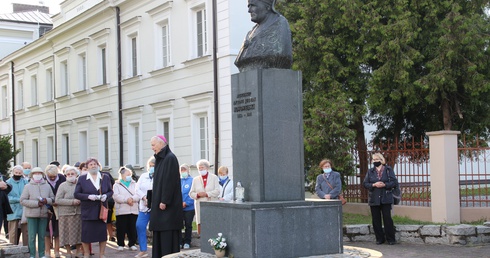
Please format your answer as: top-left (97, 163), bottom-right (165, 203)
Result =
top-left (149, 135), bottom-right (183, 257)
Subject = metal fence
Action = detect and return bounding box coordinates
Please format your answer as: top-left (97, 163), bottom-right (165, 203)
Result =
top-left (344, 135), bottom-right (490, 208)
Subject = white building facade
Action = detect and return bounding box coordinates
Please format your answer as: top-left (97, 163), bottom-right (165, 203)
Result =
top-left (0, 0), bottom-right (252, 176)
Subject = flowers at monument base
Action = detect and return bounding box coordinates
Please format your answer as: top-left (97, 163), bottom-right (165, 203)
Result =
top-left (208, 232), bottom-right (227, 251)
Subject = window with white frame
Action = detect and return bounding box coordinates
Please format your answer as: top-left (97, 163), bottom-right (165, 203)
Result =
top-left (32, 139), bottom-right (39, 167)
top-left (192, 113), bottom-right (209, 160)
top-left (160, 22), bottom-right (170, 67)
top-left (99, 127), bottom-right (110, 167)
top-left (31, 75), bottom-right (38, 106)
top-left (99, 46), bottom-right (107, 85)
top-left (159, 119), bottom-right (170, 144)
top-left (195, 7), bottom-right (207, 57)
top-left (128, 122), bottom-right (142, 166)
top-left (47, 136), bottom-right (54, 164)
top-left (46, 68), bottom-right (53, 101)
top-left (78, 53), bottom-right (87, 91)
top-left (17, 81), bottom-right (23, 110)
top-left (1, 85), bottom-right (7, 118)
top-left (131, 36), bottom-right (138, 76)
top-left (18, 141), bottom-right (24, 163)
top-left (62, 133), bottom-right (70, 165)
top-left (79, 131), bottom-right (88, 162)
top-left (60, 61), bottom-right (69, 96)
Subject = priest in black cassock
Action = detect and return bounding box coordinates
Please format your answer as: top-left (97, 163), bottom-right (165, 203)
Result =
top-left (149, 135), bottom-right (183, 257)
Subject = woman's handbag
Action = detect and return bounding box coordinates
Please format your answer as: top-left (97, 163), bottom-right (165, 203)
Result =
top-left (323, 174), bottom-right (346, 205)
top-left (99, 177), bottom-right (108, 222)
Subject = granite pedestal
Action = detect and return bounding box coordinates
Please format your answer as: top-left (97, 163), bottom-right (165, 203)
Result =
top-left (200, 69), bottom-right (343, 257)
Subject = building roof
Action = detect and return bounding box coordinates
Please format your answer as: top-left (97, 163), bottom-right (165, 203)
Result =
top-left (0, 11), bottom-right (52, 25)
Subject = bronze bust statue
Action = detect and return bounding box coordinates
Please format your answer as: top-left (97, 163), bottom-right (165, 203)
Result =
top-left (234, 0), bottom-right (293, 72)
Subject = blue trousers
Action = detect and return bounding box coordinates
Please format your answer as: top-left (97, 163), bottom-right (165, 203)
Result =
top-left (27, 217), bottom-right (48, 258)
top-left (136, 211), bottom-right (150, 251)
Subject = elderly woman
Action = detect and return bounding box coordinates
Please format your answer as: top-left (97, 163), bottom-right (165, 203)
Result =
top-left (74, 158), bottom-right (113, 258)
top-left (217, 166), bottom-right (233, 202)
top-left (180, 164), bottom-right (194, 249)
top-left (6, 165), bottom-right (28, 245)
top-left (44, 165), bottom-right (66, 258)
top-left (363, 153), bottom-right (398, 245)
top-left (189, 159), bottom-right (220, 235)
top-left (55, 166), bottom-right (82, 257)
top-left (20, 167), bottom-right (55, 258)
top-left (134, 157), bottom-right (155, 258)
top-left (315, 159), bottom-right (342, 200)
top-left (113, 166), bottom-right (140, 251)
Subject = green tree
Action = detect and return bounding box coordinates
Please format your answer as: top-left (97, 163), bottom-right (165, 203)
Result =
top-left (278, 0), bottom-right (377, 189)
top-left (368, 0), bottom-right (490, 140)
top-left (0, 135), bottom-right (20, 176)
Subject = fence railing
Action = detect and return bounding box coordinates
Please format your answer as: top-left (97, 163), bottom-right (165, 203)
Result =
top-left (345, 135), bottom-right (490, 208)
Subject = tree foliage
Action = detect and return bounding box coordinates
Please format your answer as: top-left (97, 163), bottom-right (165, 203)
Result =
top-left (278, 0), bottom-right (490, 191)
top-left (0, 135), bottom-right (20, 176)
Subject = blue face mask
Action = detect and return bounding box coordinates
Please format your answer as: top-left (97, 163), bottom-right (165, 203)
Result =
top-left (181, 172), bottom-right (188, 179)
top-left (149, 167), bottom-right (154, 174)
top-left (23, 169), bottom-right (31, 176)
top-left (125, 175), bottom-right (132, 182)
top-left (323, 168), bottom-right (332, 173)
top-left (219, 175), bottom-right (228, 181)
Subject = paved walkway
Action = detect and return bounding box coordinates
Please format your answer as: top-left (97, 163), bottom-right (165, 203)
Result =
top-left (4, 231), bottom-right (490, 258)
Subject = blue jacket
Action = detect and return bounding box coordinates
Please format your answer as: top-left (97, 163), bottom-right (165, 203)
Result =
top-left (315, 171), bottom-right (342, 199)
top-left (181, 176), bottom-right (194, 211)
top-left (6, 177), bottom-right (28, 221)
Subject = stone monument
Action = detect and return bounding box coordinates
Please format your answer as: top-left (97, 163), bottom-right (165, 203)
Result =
top-left (200, 1), bottom-right (343, 257)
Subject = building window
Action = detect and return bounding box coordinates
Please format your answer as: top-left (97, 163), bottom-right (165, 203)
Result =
top-left (1, 86), bottom-right (7, 118)
top-left (131, 36), bottom-right (138, 76)
top-left (32, 139), bottom-right (39, 167)
top-left (78, 53), bottom-right (87, 91)
top-left (199, 116), bottom-right (209, 159)
top-left (99, 46), bottom-right (107, 85)
top-left (46, 69), bottom-right (53, 101)
top-left (161, 24), bottom-right (170, 67)
top-left (18, 141), bottom-right (24, 163)
top-left (60, 61), bottom-right (69, 96)
top-left (79, 131), bottom-right (88, 162)
top-left (128, 123), bottom-right (141, 166)
top-left (99, 128), bottom-right (109, 167)
top-left (31, 75), bottom-right (38, 106)
top-left (47, 136), bottom-right (54, 164)
top-left (17, 81), bottom-right (23, 110)
top-left (196, 8), bottom-right (207, 57)
top-left (161, 120), bottom-right (170, 144)
top-left (62, 133), bottom-right (70, 165)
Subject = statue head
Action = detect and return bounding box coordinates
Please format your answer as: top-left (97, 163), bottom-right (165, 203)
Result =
top-left (248, 0), bottom-right (277, 24)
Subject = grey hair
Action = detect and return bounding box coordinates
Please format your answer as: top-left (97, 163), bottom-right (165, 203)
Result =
top-left (196, 159), bottom-right (210, 169)
top-left (45, 164), bottom-right (60, 176)
top-left (11, 165), bottom-right (23, 176)
top-left (64, 166), bottom-right (78, 175)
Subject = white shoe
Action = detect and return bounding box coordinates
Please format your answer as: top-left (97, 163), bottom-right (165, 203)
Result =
top-left (183, 243), bottom-right (190, 249)
top-left (117, 246), bottom-right (124, 251)
top-left (130, 246), bottom-right (138, 251)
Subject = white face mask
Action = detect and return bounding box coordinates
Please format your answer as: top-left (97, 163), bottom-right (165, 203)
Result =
top-left (199, 170), bottom-right (207, 176)
top-left (66, 176), bottom-right (76, 183)
top-left (32, 174), bottom-right (43, 182)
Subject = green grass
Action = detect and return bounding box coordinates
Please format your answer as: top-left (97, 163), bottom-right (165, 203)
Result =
top-left (343, 212), bottom-right (485, 226)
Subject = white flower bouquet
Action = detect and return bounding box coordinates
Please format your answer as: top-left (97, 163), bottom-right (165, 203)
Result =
top-left (208, 232), bottom-right (227, 251)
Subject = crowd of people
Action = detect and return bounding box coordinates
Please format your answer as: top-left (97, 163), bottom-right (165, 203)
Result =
top-left (0, 135), bottom-right (235, 258)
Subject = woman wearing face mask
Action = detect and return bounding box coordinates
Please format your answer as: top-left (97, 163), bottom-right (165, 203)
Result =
top-left (113, 166), bottom-right (140, 251)
top-left (6, 165), bottom-right (28, 246)
top-left (44, 165), bottom-right (66, 258)
top-left (20, 166), bottom-right (55, 258)
top-left (179, 164), bottom-right (194, 249)
top-left (363, 153), bottom-right (398, 245)
top-left (74, 157), bottom-right (114, 258)
top-left (315, 159), bottom-right (342, 200)
top-left (218, 166), bottom-right (234, 202)
top-left (55, 166), bottom-right (83, 257)
top-left (189, 159), bottom-right (220, 235)
top-left (134, 157), bottom-right (155, 258)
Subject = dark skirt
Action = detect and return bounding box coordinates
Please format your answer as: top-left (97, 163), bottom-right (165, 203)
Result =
top-left (81, 219), bottom-right (107, 243)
